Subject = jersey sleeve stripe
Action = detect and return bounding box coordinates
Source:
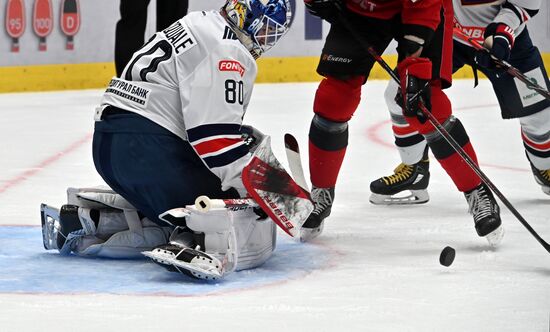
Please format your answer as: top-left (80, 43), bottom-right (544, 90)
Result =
top-left (522, 132), bottom-right (550, 151)
top-left (193, 138), bottom-right (245, 156)
top-left (187, 123), bottom-right (242, 142)
top-left (203, 144), bottom-right (250, 168)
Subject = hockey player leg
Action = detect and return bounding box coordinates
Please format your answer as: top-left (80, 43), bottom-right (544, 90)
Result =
top-left (520, 107), bottom-right (550, 195)
top-left (411, 86), bottom-right (503, 246)
top-left (302, 75), bottom-right (362, 241)
top-left (370, 79), bottom-right (430, 205)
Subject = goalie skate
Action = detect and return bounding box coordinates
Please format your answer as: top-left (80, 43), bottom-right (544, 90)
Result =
top-left (41, 204), bottom-right (61, 250)
top-left (41, 204), bottom-right (91, 251)
top-left (143, 242), bottom-right (224, 281)
top-left (369, 159), bottom-right (430, 205)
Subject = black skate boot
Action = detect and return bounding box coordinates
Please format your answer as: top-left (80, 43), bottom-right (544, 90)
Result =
top-left (529, 162), bottom-right (550, 196)
top-left (369, 150), bottom-right (430, 205)
top-left (300, 187), bottom-right (334, 242)
top-left (464, 183), bottom-right (504, 246)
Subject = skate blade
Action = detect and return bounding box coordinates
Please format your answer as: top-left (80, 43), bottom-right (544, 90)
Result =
top-left (369, 190), bottom-right (429, 205)
top-left (143, 250), bottom-right (223, 280)
top-left (300, 222), bottom-right (324, 243)
top-left (541, 186), bottom-right (550, 196)
top-left (485, 226), bottom-right (505, 247)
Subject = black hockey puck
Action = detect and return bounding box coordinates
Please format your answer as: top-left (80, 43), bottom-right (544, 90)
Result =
top-left (439, 246), bottom-right (455, 267)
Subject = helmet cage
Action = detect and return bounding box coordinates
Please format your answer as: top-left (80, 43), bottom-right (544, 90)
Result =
top-left (250, 13), bottom-right (287, 53)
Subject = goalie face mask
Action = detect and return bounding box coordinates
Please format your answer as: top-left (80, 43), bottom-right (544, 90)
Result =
top-left (222, 0), bottom-right (291, 58)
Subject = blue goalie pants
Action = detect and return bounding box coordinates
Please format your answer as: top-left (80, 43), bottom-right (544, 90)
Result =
top-left (92, 107), bottom-right (239, 227)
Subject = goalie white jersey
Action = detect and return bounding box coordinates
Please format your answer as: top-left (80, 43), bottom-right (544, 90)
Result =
top-left (100, 11), bottom-right (258, 195)
top-left (453, 0), bottom-right (541, 45)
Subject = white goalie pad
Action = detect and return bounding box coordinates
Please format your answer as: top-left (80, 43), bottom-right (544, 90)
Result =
top-left (67, 186), bottom-right (136, 211)
top-left (42, 186), bottom-right (170, 258)
top-left (148, 203), bottom-right (276, 278)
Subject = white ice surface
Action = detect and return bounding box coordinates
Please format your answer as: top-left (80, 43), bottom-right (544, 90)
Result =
top-left (0, 80), bottom-right (549, 331)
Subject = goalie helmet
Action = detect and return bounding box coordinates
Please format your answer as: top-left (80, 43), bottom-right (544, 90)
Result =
top-left (221, 0), bottom-right (291, 58)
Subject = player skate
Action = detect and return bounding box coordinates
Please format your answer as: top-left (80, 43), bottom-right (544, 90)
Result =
top-left (529, 163), bottom-right (550, 196)
top-left (41, 204), bottom-right (96, 253)
top-left (369, 153), bottom-right (430, 205)
top-left (464, 183), bottom-right (504, 247)
top-left (300, 187), bottom-right (334, 242)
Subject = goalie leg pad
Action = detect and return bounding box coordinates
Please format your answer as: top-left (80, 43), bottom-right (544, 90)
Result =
top-left (185, 207), bottom-right (276, 272)
top-left (79, 224), bottom-right (170, 259)
top-left (41, 203), bottom-right (170, 258)
top-left (145, 205), bottom-right (277, 279)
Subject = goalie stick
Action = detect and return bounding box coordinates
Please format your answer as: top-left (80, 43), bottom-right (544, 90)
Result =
top-left (242, 136), bottom-right (313, 237)
top-left (453, 28), bottom-right (550, 100)
top-left (284, 133), bottom-right (309, 191)
top-left (337, 13), bottom-right (550, 254)
top-left (194, 195), bottom-right (257, 212)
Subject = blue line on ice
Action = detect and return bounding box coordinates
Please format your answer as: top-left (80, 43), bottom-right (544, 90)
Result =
top-left (0, 227), bottom-right (330, 296)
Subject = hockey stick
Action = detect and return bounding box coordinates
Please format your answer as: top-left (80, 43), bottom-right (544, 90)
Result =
top-left (194, 195), bottom-right (257, 212)
top-left (337, 14), bottom-right (550, 253)
top-left (453, 28), bottom-right (550, 100)
top-left (284, 133), bottom-right (310, 191)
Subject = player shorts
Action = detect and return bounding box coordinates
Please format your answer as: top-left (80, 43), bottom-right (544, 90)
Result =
top-left (317, 7), bottom-right (453, 88)
top-left (453, 29), bottom-right (550, 119)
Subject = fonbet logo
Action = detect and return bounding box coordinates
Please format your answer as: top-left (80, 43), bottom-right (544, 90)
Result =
top-left (219, 60), bottom-right (245, 77)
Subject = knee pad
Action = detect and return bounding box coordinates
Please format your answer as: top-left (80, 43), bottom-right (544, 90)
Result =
top-left (309, 114), bottom-right (349, 151)
top-left (313, 75), bottom-right (364, 122)
top-left (424, 116), bottom-right (472, 160)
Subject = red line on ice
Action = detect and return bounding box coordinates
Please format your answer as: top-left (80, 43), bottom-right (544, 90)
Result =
top-left (0, 133), bottom-right (93, 195)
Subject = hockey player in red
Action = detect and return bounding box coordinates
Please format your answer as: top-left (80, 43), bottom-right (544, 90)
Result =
top-left (371, 0), bottom-right (550, 204)
top-left (301, 0), bottom-right (503, 244)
